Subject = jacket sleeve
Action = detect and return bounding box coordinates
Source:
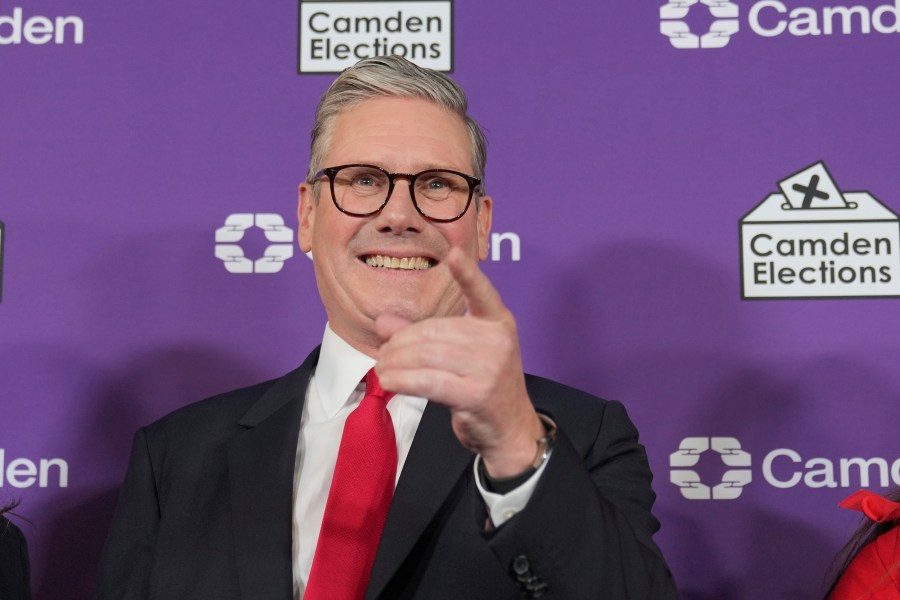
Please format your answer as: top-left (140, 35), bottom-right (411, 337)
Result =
top-left (484, 400), bottom-right (677, 600)
top-left (94, 427), bottom-right (160, 600)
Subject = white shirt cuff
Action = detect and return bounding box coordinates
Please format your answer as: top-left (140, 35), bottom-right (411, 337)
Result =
top-left (472, 451), bottom-right (552, 527)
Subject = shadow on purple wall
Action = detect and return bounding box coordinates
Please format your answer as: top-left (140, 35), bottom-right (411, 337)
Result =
top-left (31, 346), bottom-right (269, 599)
top-left (529, 240), bottom-right (847, 599)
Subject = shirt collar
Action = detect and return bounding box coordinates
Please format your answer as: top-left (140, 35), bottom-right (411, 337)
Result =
top-left (313, 323), bottom-right (377, 419)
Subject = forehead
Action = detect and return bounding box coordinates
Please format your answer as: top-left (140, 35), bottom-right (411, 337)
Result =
top-left (325, 96), bottom-right (472, 173)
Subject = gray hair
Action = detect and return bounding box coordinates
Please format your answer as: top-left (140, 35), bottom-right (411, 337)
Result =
top-left (306, 56), bottom-right (488, 189)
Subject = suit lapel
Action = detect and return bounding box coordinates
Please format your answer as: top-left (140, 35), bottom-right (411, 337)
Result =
top-left (227, 349), bottom-right (319, 599)
top-left (365, 401), bottom-right (474, 599)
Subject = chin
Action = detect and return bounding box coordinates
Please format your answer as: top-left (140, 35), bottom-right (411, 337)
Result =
top-left (373, 296), bottom-right (447, 323)
top-left (377, 303), bottom-right (432, 323)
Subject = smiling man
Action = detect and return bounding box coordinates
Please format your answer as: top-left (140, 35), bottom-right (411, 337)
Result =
top-left (96, 56), bottom-right (677, 600)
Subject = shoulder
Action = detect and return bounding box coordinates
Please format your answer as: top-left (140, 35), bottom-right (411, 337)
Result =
top-left (832, 527), bottom-right (900, 598)
top-left (0, 515), bottom-right (26, 550)
top-left (525, 373), bottom-right (637, 446)
top-left (0, 516), bottom-right (29, 583)
top-left (525, 373), bottom-right (608, 409)
top-left (143, 376), bottom-right (283, 440)
top-left (524, 372), bottom-right (620, 421)
top-left (142, 347), bottom-right (320, 441)
top-left (119, 370), bottom-right (305, 489)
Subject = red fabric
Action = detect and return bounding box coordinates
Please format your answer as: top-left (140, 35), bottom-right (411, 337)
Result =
top-left (841, 491), bottom-right (900, 524)
top-left (831, 491), bottom-right (900, 600)
top-left (305, 369), bottom-right (397, 600)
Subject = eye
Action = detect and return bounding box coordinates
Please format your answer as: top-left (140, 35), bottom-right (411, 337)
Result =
top-left (420, 174), bottom-right (456, 191)
top-left (339, 167), bottom-right (387, 192)
top-left (353, 173), bottom-right (379, 187)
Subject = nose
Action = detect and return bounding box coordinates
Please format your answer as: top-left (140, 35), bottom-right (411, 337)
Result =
top-left (374, 179), bottom-right (426, 234)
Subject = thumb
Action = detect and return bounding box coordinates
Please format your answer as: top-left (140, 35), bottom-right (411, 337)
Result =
top-left (375, 312), bottom-right (413, 343)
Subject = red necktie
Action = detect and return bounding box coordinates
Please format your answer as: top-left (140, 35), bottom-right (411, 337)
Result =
top-left (305, 368), bottom-right (397, 600)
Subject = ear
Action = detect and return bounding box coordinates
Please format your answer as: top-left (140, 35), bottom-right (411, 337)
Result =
top-left (475, 195), bottom-right (492, 262)
top-left (298, 182), bottom-right (316, 253)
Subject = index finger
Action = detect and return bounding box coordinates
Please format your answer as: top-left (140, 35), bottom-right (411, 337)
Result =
top-left (446, 247), bottom-right (504, 319)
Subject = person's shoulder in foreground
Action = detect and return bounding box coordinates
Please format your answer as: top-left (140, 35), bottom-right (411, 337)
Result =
top-left (0, 504), bottom-right (32, 600)
top-left (826, 488), bottom-right (900, 600)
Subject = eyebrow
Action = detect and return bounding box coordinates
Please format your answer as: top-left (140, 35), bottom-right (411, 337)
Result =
top-left (340, 161), bottom-right (471, 174)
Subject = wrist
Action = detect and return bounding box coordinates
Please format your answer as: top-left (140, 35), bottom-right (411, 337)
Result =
top-left (480, 412), bottom-right (556, 479)
top-left (477, 458), bottom-right (536, 494)
top-left (531, 413), bottom-right (557, 469)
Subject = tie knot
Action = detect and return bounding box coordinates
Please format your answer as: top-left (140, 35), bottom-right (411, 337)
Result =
top-left (364, 368), bottom-right (394, 404)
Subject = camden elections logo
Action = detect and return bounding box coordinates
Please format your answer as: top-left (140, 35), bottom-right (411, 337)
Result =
top-left (215, 214), bottom-right (294, 274)
top-left (0, 7), bottom-right (84, 45)
top-left (298, 1), bottom-right (453, 73)
top-left (0, 449), bottom-right (69, 489)
top-left (660, 0), bottom-right (740, 49)
top-left (672, 437), bottom-right (900, 499)
top-left (660, 0), bottom-right (900, 49)
top-left (740, 162), bottom-right (900, 299)
top-left (670, 437), bottom-right (752, 500)
top-left (213, 210), bottom-right (522, 270)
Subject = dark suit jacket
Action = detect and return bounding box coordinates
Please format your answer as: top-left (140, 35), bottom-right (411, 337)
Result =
top-left (0, 515), bottom-right (31, 600)
top-left (95, 348), bottom-right (676, 599)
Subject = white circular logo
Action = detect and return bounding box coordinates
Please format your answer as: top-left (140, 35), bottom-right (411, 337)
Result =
top-left (214, 213), bottom-right (294, 274)
top-left (670, 437), bottom-right (753, 499)
top-left (660, 0), bottom-right (740, 49)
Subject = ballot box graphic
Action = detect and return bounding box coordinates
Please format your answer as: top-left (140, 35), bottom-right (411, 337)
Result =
top-left (740, 162), bottom-right (900, 299)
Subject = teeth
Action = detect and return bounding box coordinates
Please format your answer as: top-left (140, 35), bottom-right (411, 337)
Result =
top-left (365, 255), bottom-right (433, 270)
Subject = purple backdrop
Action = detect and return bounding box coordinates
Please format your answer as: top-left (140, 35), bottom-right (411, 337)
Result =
top-left (2, 0), bottom-right (899, 598)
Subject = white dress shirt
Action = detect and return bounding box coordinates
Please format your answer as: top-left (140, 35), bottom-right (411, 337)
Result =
top-left (291, 324), bottom-right (548, 598)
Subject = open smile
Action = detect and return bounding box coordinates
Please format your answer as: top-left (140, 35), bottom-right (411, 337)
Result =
top-left (362, 254), bottom-right (434, 270)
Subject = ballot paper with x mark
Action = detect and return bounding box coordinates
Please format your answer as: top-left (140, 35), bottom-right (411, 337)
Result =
top-left (777, 162), bottom-right (849, 210)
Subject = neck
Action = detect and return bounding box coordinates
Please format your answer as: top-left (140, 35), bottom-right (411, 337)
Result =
top-left (328, 322), bottom-right (381, 359)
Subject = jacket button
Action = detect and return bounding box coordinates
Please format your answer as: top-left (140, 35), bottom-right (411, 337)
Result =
top-left (512, 555), bottom-right (530, 576)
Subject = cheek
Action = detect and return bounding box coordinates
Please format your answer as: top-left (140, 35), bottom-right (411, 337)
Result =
top-left (314, 212), bottom-right (351, 252)
top-left (448, 223), bottom-right (484, 256)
